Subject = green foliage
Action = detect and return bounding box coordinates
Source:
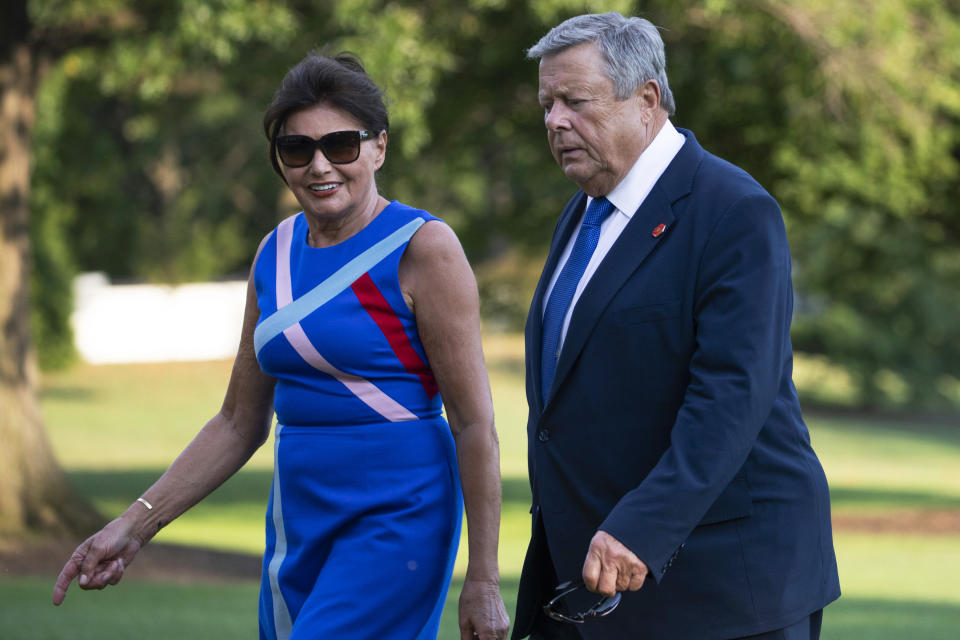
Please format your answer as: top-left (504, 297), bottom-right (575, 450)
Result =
top-left (750, 0), bottom-right (960, 408)
top-left (26, 0), bottom-right (960, 408)
top-left (30, 66), bottom-right (78, 370)
top-left (654, 0), bottom-right (960, 408)
top-left (27, 0), bottom-right (305, 364)
top-left (331, 0), bottom-right (458, 158)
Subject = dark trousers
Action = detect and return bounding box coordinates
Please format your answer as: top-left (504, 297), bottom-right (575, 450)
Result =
top-left (529, 615), bottom-right (583, 640)
top-left (530, 610), bottom-right (823, 640)
top-left (736, 610), bottom-right (823, 640)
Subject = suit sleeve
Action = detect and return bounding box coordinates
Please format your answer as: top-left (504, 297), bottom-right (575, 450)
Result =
top-left (599, 191), bottom-right (794, 582)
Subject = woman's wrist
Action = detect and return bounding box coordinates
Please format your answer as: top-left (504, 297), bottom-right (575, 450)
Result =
top-left (119, 499), bottom-right (159, 546)
top-left (464, 563), bottom-right (500, 584)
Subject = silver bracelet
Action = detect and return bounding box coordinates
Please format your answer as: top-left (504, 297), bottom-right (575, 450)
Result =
top-left (136, 497), bottom-right (153, 510)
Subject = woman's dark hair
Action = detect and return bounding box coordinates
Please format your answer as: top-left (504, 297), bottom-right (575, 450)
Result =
top-left (263, 51), bottom-right (389, 180)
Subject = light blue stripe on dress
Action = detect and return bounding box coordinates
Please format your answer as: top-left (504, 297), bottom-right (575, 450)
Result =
top-left (267, 424), bottom-right (293, 640)
top-left (254, 217), bottom-right (426, 355)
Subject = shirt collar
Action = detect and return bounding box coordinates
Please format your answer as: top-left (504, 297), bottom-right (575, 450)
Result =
top-left (587, 119), bottom-right (686, 219)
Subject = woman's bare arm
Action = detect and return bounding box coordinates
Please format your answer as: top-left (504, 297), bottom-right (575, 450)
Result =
top-left (400, 220), bottom-right (509, 639)
top-left (53, 254), bottom-right (276, 604)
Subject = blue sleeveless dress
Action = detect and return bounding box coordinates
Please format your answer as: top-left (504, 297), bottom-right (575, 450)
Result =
top-left (253, 201), bottom-right (463, 640)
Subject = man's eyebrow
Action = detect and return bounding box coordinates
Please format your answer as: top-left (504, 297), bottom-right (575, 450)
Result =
top-left (540, 84), bottom-right (575, 98)
top-left (539, 86), bottom-right (593, 104)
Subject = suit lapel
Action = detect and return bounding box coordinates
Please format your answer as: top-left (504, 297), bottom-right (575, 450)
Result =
top-left (544, 129), bottom-right (703, 407)
top-left (526, 192), bottom-right (588, 414)
top-left (546, 188), bottom-right (675, 404)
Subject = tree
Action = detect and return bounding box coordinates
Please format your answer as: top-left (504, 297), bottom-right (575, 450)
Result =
top-left (27, 0), bottom-right (623, 338)
top-left (0, 0), bottom-right (307, 539)
top-left (0, 0), bottom-right (102, 538)
top-left (3, 0), bottom-right (521, 539)
top-left (12, 0), bottom-right (959, 544)
top-left (389, 0), bottom-right (960, 406)
top-left (683, 0), bottom-right (960, 407)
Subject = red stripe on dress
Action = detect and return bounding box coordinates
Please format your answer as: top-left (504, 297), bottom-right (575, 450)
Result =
top-left (351, 272), bottom-right (440, 398)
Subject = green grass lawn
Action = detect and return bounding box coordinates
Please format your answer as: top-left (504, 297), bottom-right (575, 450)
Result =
top-left (2, 335), bottom-right (958, 638)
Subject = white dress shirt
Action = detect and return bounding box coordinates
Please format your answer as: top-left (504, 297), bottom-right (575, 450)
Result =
top-left (542, 119), bottom-right (686, 347)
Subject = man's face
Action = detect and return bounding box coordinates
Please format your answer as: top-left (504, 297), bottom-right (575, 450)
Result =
top-left (538, 42), bottom-right (653, 197)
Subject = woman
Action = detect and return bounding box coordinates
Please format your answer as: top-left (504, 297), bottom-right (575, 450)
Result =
top-left (52, 51), bottom-right (510, 640)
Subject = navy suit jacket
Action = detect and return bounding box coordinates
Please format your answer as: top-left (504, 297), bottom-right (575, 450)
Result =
top-left (513, 129), bottom-right (840, 639)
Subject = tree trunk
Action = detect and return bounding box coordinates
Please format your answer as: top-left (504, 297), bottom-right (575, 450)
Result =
top-left (0, 0), bottom-right (103, 539)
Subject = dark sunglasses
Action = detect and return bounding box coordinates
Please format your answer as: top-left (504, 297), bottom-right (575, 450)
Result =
top-left (542, 580), bottom-right (621, 624)
top-left (275, 130), bottom-right (376, 167)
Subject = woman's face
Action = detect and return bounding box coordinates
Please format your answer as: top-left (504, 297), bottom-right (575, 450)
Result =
top-left (280, 103), bottom-right (386, 228)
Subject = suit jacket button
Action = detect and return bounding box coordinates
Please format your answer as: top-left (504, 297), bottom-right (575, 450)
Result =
top-left (538, 429), bottom-right (550, 442)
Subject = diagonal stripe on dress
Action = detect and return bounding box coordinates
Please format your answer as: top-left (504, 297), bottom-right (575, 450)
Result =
top-left (254, 214), bottom-right (424, 423)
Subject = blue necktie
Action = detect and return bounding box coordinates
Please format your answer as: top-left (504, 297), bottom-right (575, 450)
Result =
top-left (540, 196), bottom-right (615, 400)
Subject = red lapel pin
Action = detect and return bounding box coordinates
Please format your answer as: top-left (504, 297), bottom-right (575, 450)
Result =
top-left (652, 223), bottom-right (667, 238)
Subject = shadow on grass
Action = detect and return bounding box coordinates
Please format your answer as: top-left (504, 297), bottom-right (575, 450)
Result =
top-left (507, 475), bottom-right (960, 514)
top-left (67, 468), bottom-right (273, 506)
top-left (487, 357), bottom-right (526, 377)
top-left (830, 486), bottom-right (960, 511)
top-left (502, 476), bottom-right (532, 507)
top-left (803, 405), bottom-right (960, 429)
top-left (39, 385), bottom-right (98, 401)
top-left (827, 597), bottom-right (960, 639)
top-left (67, 470), bottom-right (533, 510)
top-left (70, 468), bottom-right (960, 524)
top-left (807, 409), bottom-right (960, 449)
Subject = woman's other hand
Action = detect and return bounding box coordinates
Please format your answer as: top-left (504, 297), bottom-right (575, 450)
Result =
top-left (52, 516), bottom-right (142, 605)
top-left (459, 578), bottom-right (510, 640)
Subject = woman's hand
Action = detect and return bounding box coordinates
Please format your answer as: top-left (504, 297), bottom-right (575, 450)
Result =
top-left (459, 578), bottom-right (510, 640)
top-left (52, 516), bottom-right (142, 605)
top-left (53, 244), bottom-right (274, 609)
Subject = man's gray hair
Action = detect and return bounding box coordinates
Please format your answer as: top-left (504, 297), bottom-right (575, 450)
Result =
top-left (527, 12), bottom-right (676, 115)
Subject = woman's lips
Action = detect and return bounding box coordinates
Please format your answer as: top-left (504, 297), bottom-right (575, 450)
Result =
top-left (307, 182), bottom-right (340, 197)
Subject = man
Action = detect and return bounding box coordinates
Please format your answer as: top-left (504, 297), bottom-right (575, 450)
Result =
top-left (514, 12), bottom-right (840, 640)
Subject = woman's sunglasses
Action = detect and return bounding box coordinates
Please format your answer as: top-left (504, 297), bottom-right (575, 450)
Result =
top-left (275, 130), bottom-right (376, 167)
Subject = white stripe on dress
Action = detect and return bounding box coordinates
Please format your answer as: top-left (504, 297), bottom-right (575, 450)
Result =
top-left (267, 424), bottom-right (293, 640)
top-left (275, 215), bottom-right (295, 309)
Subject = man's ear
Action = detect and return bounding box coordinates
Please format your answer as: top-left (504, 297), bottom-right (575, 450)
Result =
top-left (636, 80), bottom-right (662, 120)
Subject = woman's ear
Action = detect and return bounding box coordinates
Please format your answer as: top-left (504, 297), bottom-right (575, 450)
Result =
top-left (374, 130), bottom-right (388, 170)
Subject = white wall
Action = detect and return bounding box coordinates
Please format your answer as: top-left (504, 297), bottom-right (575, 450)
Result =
top-left (72, 273), bottom-right (248, 364)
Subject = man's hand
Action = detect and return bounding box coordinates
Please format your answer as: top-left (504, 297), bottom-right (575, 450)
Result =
top-left (582, 530), bottom-right (648, 597)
